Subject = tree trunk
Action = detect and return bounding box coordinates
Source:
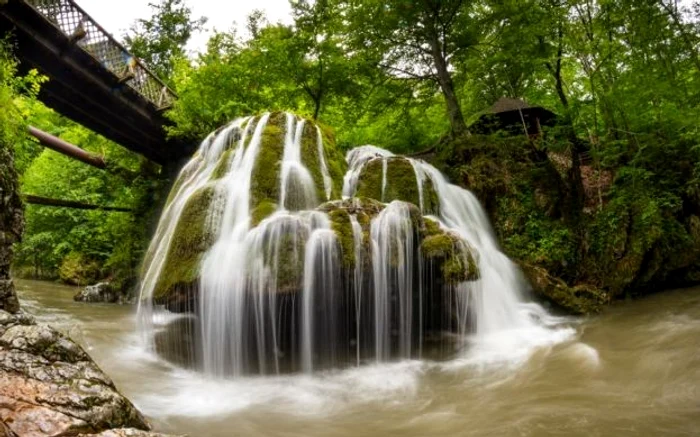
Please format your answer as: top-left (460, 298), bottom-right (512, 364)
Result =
top-left (313, 93), bottom-right (322, 120)
top-left (546, 23), bottom-right (585, 222)
top-left (425, 27), bottom-right (467, 136)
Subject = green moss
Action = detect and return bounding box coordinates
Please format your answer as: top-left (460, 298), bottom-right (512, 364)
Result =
top-left (422, 176), bottom-right (440, 216)
top-left (421, 231), bottom-right (478, 283)
top-left (421, 234), bottom-right (453, 258)
top-left (300, 119), bottom-right (347, 201)
top-left (355, 158), bottom-right (384, 201)
top-left (319, 198), bottom-right (385, 270)
top-left (153, 185), bottom-right (216, 300)
top-left (211, 149), bottom-right (233, 180)
top-left (268, 232), bottom-right (304, 293)
top-left (329, 208), bottom-right (356, 268)
top-left (423, 217), bottom-right (442, 237)
top-left (521, 263), bottom-right (609, 315)
top-left (251, 199), bottom-right (277, 227)
top-left (250, 112), bottom-right (286, 209)
top-left (354, 157), bottom-right (439, 214)
top-left (385, 157), bottom-right (420, 205)
top-left (318, 125), bottom-right (348, 199)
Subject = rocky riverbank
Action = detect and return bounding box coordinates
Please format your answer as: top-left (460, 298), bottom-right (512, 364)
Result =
top-left (0, 309), bottom-right (180, 436)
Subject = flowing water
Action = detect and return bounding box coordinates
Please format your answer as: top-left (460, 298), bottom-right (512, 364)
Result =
top-left (15, 279), bottom-right (700, 436)
top-left (20, 114), bottom-right (698, 435)
top-left (137, 114), bottom-right (571, 375)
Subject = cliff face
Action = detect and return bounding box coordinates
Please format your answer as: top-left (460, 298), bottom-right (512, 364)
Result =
top-left (0, 131), bottom-right (23, 314)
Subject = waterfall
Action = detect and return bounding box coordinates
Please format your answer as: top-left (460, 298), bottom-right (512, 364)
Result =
top-left (315, 126), bottom-right (334, 201)
top-left (279, 115), bottom-right (317, 210)
top-left (302, 226), bottom-right (340, 373)
top-left (342, 145), bottom-right (393, 198)
top-left (370, 201), bottom-right (416, 360)
top-left (349, 214), bottom-right (363, 366)
top-left (139, 112), bottom-right (566, 378)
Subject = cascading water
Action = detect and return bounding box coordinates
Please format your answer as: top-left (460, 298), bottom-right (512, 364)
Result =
top-left (138, 112), bottom-right (568, 378)
top-left (342, 146), bottom-right (556, 352)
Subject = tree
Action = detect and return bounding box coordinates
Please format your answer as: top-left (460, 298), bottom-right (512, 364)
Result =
top-left (124, 0), bottom-right (206, 82)
top-left (332, 0), bottom-right (480, 136)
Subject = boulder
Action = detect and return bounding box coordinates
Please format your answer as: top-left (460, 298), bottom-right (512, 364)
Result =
top-left (520, 263), bottom-right (609, 315)
top-left (0, 310), bottom-right (153, 436)
top-left (74, 282), bottom-right (123, 304)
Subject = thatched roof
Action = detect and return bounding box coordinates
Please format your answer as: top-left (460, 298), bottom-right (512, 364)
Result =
top-left (486, 97), bottom-right (533, 114)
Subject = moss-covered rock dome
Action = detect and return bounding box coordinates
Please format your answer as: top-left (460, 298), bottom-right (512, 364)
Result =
top-left (140, 112), bottom-right (492, 374)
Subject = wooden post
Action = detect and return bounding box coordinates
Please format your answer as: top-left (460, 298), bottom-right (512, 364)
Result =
top-left (517, 107), bottom-right (530, 139)
top-left (27, 126), bottom-right (106, 169)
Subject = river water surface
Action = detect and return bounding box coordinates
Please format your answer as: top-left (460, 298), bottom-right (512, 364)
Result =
top-left (14, 279), bottom-right (700, 436)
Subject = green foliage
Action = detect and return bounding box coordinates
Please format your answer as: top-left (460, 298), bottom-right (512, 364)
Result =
top-left (58, 252), bottom-right (100, 286)
top-left (9, 77), bottom-right (167, 291)
top-left (123, 0), bottom-right (206, 82)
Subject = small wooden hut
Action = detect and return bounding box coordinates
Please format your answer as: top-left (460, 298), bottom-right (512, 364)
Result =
top-left (470, 97), bottom-right (556, 137)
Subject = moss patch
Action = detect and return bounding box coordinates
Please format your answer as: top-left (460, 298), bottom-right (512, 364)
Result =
top-left (250, 112), bottom-right (286, 209)
top-left (328, 208), bottom-right (355, 268)
top-left (153, 185), bottom-right (217, 300)
top-left (521, 263), bottom-right (609, 315)
top-left (251, 199), bottom-right (277, 227)
top-left (211, 149), bottom-right (233, 180)
top-left (355, 157), bottom-right (439, 214)
top-left (320, 198), bottom-right (385, 269)
top-left (300, 119), bottom-right (347, 201)
top-left (268, 232), bottom-right (305, 293)
top-left (421, 231), bottom-right (478, 283)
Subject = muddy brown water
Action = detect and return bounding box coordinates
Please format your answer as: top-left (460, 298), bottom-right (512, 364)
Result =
top-left (14, 279), bottom-right (700, 436)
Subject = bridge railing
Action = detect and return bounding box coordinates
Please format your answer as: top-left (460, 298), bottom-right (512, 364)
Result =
top-left (26, 0), bottom-right (176, 110)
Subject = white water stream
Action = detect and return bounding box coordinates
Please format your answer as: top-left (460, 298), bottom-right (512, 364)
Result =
top-left (138, 114), bottom-right (572, 378)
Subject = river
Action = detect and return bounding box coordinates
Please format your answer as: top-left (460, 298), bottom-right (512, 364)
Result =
top-left (14, 279), bottom-right (700, 436)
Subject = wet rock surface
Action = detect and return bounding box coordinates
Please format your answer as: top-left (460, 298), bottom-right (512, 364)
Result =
top-left (0, 310), bottom-right (174, 437)
top-left (74, 282), bottom-right (125, 304)
top-left (0, 137), bottom-right (23, 314)
top-left (521, 263), bottom-right (610, 314)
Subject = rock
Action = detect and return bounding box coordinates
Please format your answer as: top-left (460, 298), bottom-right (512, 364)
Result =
top-left (0, 312), bottom-right (151, 436)
top-left (0, 124), bottom-right (23, 315)
top-left (0, 281), bottom-right (18, 314)
top-left (355, 156), bottom-right (440, 215)
top-left (79, 429), bottom-right (184, 437)
top-left (74, 282), bottom-right (123, 304)
top-left (520, 263), bottom-right (610, 315)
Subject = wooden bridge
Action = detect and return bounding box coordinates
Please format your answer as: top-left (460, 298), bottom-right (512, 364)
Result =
top-left (0, 0), bottom-right (194, 165)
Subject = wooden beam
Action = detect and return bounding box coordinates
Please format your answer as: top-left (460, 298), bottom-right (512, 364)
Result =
top-left (28, 125), bottom-right (106, 169)
top-left (23, 194), bottom-right (132, 212)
